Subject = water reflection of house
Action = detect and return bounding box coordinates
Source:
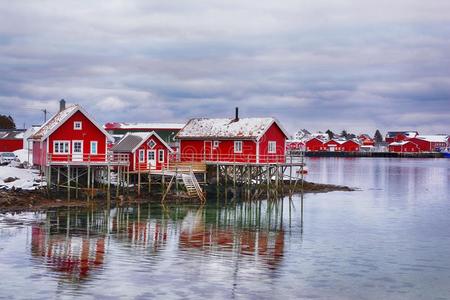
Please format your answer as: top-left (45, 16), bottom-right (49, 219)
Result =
top-left (179, 210), bottom-right (285, 268)
top-left (31, 225), bottom-right (105, 281)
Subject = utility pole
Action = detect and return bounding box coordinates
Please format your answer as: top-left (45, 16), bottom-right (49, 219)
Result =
top-left (41, 109), bottom-right (47, 122)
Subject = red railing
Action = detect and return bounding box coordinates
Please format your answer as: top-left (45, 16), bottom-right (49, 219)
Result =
top-left (168, 153), bottom-right (287, 164)
top-left (47, 153), bottom-right (129, 165)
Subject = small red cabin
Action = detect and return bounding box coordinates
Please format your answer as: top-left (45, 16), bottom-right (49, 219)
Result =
top-left (388, 141), bottom-right (420, 153)
top-left (111, 132), bottom-right (173, 171)
top-left (176, 116), bottom-right (289, 163)
top-left (31, 102), bottom-right (113, 166)
top-left (323, 139), bottom-right (345, 152)
top-left (342, 140), bottom-right (361, 152)
top-left (305, 137), bottom-right (325, 152)
top-left (286, 140), bottom-right (305, 151)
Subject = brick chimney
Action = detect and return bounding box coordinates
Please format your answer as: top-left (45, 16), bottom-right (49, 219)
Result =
top-left (59, 99), bottom-right (66, 112)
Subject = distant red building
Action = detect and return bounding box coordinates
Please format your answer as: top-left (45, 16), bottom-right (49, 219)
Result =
top-left (385, 131), bottom-right (418, 144)
top-left (31, 100), bottom-right (113, 166)
top-left (407, 136), bottom-right (449, 152)
top-left (342, 140), bottom-right (361, 152)
top-left (358, 134), bottom-right (375, 147)
top-left (111, 131), bottom-right (173, 171)
top-left (323, 139), bottom-right (344, 152)
top-left (305, 137), bottom-right (325, 152)
top-left (0, 130), bottom-right (24, 152)
top-left (388, 141), bottom-right (420, 153)
top-left (286, 140), bottom-right (305, 151)
top-left (176, 111), bottom-right (289, 163)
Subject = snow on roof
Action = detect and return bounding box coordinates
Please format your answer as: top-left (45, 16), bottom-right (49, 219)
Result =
top-left (111, 131), bottom-right (173, 153)
top-left (386, 131), bottom-right (418, 138)
top-left (389, 141), bottom-right (411, 146)
top-left (415, 135), bottom-right (449, 143)
top-left (176, 117), bottom-right (288, 140)
top-left (104, 122), bottom-right (185, 130)
top-left (31, 105), bottom-right (79, 140)
top-left (0, 130), bottom-right (26, 140)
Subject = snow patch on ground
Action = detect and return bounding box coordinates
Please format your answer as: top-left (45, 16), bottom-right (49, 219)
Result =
top-left (13, 149), bottom-right (32, 163)
top-left (0, 166), bottom-right (44, 190)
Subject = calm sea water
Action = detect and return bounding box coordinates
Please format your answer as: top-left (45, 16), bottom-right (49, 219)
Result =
top-left (0, 158), bottom-right (449, 300)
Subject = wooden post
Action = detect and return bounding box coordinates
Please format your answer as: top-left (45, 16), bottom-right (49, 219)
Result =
top-left (87, 164), bottom-right (91, 201)
top-left (148, 169), bottom-right (151, 193)
top-left (107, 164), bottom-right (111, 206)
top-left (67, 165), bottom-right (71, 201)
top-left (75, 167), bottom-right (79, 199)
top-left (47, 165), bottom-right (51, 193)
top-left (161, 168), bottom-right (165, 193)
top-left (116, 165), bottom-right (120, 197)
top-left (57, 167), bottom-right (60, 192)
top-left (137, 166), bottom-right (141, 196)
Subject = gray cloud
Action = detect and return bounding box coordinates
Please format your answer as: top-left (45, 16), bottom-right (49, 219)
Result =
top-left (0, 0), bottom-right (449, 135)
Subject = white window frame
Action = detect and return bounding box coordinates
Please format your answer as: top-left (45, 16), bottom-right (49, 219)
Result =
top-left (268, 141), bottom-right (276, 154)
top-left (90, 141), bottom-right (98, 154)
top-left (53, 140), bottom-right (70, 154)
top-left (213, 140), bottom-right (219, 148)
top-left (147, 139), bottom-right (156, 149)
top-left (158, 149), bottom-right (164, 163)
top-left (139, 149), bottom-right (145, 163)
top-left (234, 141), bottom-right (242, 153)
top-left (74, 121), bottom-right (82, 130)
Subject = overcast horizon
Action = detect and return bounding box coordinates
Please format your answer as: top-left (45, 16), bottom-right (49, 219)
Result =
top-left (1, 1), bottom-right (449, 136)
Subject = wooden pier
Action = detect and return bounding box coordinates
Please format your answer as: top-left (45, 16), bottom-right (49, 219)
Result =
top-left (42, 152), bottom-right (306, 204)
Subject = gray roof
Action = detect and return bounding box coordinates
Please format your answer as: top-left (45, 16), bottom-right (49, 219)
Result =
top-left (110, 133), bottom-right (146, 152)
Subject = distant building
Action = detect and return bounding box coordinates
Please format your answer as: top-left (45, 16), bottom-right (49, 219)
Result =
top-left (385, 131), bottom-right (418, 144)
top-left (406, 135), bottom-right (449, 152)
top-left (23, 125), bottom-right (42, 151)
top-left (388, 141), bottom-right (420, 153)
top-left (305, 137), bottom-right (325, 152)
top-left (0, 129), bottom-right (25, 152)
top-left (286, 140), bottom-right (305, 152)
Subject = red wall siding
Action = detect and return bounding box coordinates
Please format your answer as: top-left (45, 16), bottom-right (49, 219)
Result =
top-left (342, 140), bottom-right (360, 152)
top-left (389, 142), bottom-right (419, 153)
top-left (324, 140), bottom-right (343, 151)
top-left (48, 111), bottom-right (107, 162)
top-left (306, 138), bottom-right (325, 152)
top-left (32, 140), bottom-right (47, 166)
top-left (0, 139), bottom-right (23, 152)
top-left (132, 136), bottom-right (170, 171)
top-left (258, 123), bottom-right (286, 163)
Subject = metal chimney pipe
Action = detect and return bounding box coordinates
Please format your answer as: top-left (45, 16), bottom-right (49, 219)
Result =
top-left (59, 99), bottom-right (66, 112)
top-left (235, 107), bottom-right (239, 121)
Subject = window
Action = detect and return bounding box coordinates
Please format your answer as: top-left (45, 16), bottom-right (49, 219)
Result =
top-left (213, 140), bottom-right (219, 148)
top-left (268, 141), bottom-right (276, 153)
top-left (54, 141), bottom-right (69, 154)
top-left (139, 149), bottom-right (145, 162)
top-left (73, 141), bottom-right (82, 153)
top-left (74, 121), bottom-right (82, 130)
top-left (234, 141), bottom-right (242, 153)
top-left (90, 141), bottom-right (98, 154)
top-left (148, 150), bottom-right (155, 161)
top-left (158, 149), bottom-right (164, 162)
top-left (147, 139), bottom-right (156, 149)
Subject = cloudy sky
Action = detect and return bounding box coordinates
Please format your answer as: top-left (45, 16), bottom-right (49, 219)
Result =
top-left (1, 0), bottom-right (449, 135)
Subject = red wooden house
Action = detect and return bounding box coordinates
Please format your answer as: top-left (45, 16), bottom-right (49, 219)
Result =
top-left (31, 101), bottom-right (113, 166)
top-left (342, 140), bottom-right (361, 152)
top-left (305, 137), bottom-right (325, 152)
top-left (176, 112), bottom-right (289, 163)
top-left (388, 141), bottom-right (420, 153)
top-left (111, 131), bottom-right (173, 171)
top-left (358, 134), bottom-right (375, 147)
top-left (406, 136), bottom-right (449, 152)
top-left (323, 139), bottom-right (345, 152)
top-left (286, 140), bottom-right (305, 151)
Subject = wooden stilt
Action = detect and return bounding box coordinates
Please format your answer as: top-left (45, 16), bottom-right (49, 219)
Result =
top-left (67, 165), bottom-right (71, 201)
top-left (137, 167), bottom-right (141, 196)
top-left (75, 167), bottom-right (79, 199)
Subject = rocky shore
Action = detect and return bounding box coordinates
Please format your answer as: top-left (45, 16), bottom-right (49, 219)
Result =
top-left (0, 180), bottom-right (355, 213)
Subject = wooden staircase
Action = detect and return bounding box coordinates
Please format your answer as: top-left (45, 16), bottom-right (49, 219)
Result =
top-left (181, 171), bottom-right (205, 202)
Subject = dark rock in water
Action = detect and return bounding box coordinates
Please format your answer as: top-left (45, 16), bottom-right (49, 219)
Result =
top-left (3, 177), bottom-right (18, 183)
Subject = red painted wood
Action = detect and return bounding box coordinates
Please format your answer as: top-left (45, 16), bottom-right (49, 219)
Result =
top-left (388, 141), bottom-right (420, 153)
top-left (129, 135), bottom-right (171, 171)
top-left (0, 139), bottom-right (23, 152)
top-left (305, 138), bottom-right (325, 152)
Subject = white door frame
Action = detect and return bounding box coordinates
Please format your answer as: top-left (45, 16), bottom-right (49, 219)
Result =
top-left (72, 140), bottom-right (83, 161)
top-left (147, 149), bottom-right (156, 169)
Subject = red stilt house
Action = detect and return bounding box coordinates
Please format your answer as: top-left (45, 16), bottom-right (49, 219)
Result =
top-left (305, 137), bottom-right (325, 152)
top-left (176, 109), bottom-right (289, 163)
top-left (111, 131), bottom-right (173, 171)
top-left (388, 141), bottom-right (420, 153)
top-left (31, 100), bottom-right (113, 166)
top-left (407, 136), bottom-right (449, 152)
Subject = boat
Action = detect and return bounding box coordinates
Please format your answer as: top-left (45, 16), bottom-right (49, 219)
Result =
top-left (296, 166), bottom-right (308, 174)
top-left (441, 148), bottom-right (450, 158)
